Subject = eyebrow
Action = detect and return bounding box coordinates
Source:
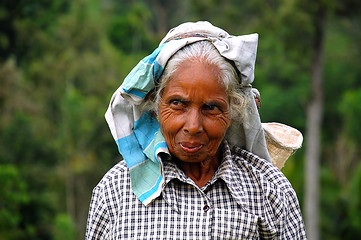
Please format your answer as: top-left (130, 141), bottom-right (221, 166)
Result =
top-left (166, 94), bottom-right (227, 107)
top-left (167, 94), bottom-right (187, 101)
top-left (168, 96), bottom-right (189, 104)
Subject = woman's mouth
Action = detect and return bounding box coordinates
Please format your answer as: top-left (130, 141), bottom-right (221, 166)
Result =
top-left (180, 143), bottom-right (203, 153)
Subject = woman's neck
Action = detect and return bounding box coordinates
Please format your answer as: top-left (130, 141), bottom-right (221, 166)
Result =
top-left (175, 152), bottom-right (221, 188)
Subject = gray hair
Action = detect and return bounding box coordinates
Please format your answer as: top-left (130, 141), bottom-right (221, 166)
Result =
top-left (143, 40), bottom-right (247, 120)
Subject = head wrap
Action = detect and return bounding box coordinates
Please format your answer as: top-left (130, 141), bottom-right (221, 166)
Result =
top-left (105, 21), bottom-right (271, 206)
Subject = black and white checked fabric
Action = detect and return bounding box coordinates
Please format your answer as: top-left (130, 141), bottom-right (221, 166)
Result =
top-left (86, 142), bottom-right (306, 239)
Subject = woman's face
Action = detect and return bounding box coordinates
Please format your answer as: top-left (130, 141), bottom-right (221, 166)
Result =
top-left (158, 60), bottom-right (231, 164)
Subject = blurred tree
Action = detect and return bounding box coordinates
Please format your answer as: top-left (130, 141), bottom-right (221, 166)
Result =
top-left (53, 213), bottom-right (76, 240)
top-left (0, 112), bottom-right (56, 239)
top-left (0, 164), bottom-right (28, 239)
top-left (107, 2), bottom-right (155, 53)
top-left (305, 0), bottom-right (361, 238)
top-left (1, 0), bottom-right (125, 238)
top-left (23, 0), bottom-right (126, 237)
top-left (0, 0), bottom-right (69, 63)
top-left (303, 1), bottom-right (326, 239)
top-left (0, 56), bottom-right (56, 239)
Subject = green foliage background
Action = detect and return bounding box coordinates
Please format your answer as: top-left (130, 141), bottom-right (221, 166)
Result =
top-left (0, 0), bottom-right (360, 239)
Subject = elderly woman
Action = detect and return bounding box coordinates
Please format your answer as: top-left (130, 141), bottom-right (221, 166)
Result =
top-left (86, 21), bottom-right (306, 239)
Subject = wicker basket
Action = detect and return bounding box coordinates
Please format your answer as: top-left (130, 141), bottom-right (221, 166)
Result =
top-left (262, 123), bottom-right (303, 169)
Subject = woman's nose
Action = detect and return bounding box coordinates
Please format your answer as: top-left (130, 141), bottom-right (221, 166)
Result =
top-left (183, 109), bottom-right (203, 135)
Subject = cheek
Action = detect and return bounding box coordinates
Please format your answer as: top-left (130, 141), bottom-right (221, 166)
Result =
top-left (205, 114), bottom-right (230, 137)
top-left (158, 105), bottom-right (182, 138)
top-left (205, 118), bottom-right (230, 151)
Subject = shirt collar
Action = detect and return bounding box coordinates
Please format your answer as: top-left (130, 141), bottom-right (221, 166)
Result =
top-left (212, 141), bottom-right (248, 210)
top-left (160, 141), bottom-right (248, 211)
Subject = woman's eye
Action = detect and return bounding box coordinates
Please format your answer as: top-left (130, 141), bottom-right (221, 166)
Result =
top-left (203, 104), bottom-right (221, 113)
top-left (169, 99), bottom-right (185, 109)
top-left (170, 100), bottom-right (181, 105)
top-left (206, 105), bottom-right (216, 110)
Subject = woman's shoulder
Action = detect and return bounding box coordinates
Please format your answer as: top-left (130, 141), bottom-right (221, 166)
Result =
top-left (94, 160), bottom-right (130, 192)
top-left (231, 146), bottom-right (295, 194)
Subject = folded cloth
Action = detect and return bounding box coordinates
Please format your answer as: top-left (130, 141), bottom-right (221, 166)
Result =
top-left (105, 21), bottom-right (271, 206)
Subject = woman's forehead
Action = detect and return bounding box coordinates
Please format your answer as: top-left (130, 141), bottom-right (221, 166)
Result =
top-left (162, 61), bottom-right (227, 99)
top-left (172, 60), bottom-right (222, 83)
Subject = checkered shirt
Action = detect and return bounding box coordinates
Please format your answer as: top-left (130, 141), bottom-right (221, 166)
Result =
top-left (86, 142), bottom-right (306, 239)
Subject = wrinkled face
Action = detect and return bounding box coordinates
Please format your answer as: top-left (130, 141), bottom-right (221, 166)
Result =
top-left (158, 60), bottom-right (231, 163)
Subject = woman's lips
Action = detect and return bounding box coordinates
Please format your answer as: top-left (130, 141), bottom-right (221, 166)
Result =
top-left (180, 143), bottom-right (203, 153)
